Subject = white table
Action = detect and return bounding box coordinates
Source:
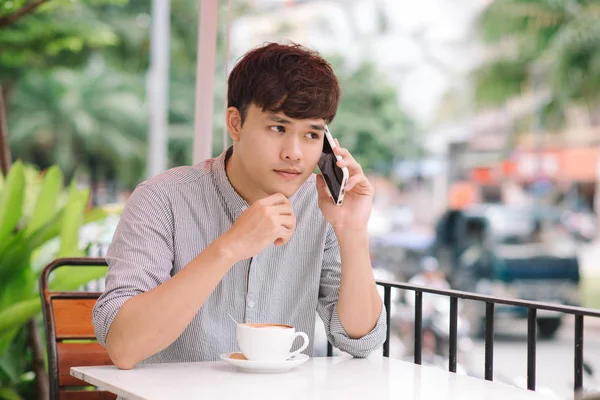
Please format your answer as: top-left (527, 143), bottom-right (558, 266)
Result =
top-left (71, 356), bottom-right (559, 400)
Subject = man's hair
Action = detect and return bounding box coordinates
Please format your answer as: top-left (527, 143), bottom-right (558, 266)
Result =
top-left (227, 42), bottom-right (341, 125)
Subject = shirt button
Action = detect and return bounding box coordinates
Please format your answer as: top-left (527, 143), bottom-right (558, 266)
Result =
top-left (248, 301), bottom-right (255, 308)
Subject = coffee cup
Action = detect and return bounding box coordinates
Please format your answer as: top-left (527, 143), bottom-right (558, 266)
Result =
top-left (236, 323), bottom-right (310, 362)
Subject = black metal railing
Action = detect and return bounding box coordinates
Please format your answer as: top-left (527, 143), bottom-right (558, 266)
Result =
top-left (327, 280), bottom-right (600, 395)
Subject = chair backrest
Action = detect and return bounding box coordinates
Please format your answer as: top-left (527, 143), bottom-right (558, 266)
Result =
top-left (40, 258), bottom-right (117, 400)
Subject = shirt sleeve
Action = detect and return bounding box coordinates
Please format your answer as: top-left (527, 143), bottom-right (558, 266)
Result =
top-left (93, 183), bottom-right (175, 347)
top-left (316, 225), bottom-right (387, 358)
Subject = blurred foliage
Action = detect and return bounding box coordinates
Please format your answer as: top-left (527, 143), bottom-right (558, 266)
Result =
top-left (7, 61), bottom-right (147, 189)
top-left (2, 0), bottom-right (237, 188)
top-left (2, 0), bottom-right (415, 189)
top-left (0, 161), bottom-right (108, 398)
top-left (474, 0), bottom-right (600, 130)
top-left (329, 59), bottom-right (416, 175)
top-left (0, 0), bottom-right (127, 83)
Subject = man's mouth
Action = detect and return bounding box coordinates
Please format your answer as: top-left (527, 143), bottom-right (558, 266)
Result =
top-left (274, 169), bottom-right (302, 180)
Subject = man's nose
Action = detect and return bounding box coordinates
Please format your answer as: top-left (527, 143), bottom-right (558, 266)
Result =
top-left (282, 137), bottom-right (303, 162)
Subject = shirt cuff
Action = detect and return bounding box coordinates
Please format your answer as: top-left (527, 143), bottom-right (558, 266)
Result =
top-left (92, 295), bottom-right (132, 348)
top-left (328, 302), bottom-right (387, 358)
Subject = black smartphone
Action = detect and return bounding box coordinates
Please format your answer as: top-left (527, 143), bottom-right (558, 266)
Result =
top-left (316, 126), bottom-right (349, 206)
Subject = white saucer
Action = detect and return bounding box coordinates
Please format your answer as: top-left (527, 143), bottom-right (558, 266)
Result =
top-left (220, 353), bottom-right (310, 373)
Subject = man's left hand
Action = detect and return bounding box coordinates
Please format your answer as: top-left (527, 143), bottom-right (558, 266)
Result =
top-left (316, 141), bottom-right (373, 232)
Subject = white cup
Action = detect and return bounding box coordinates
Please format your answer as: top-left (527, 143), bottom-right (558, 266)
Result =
top-left (236, 323), bottom-right (310, 362)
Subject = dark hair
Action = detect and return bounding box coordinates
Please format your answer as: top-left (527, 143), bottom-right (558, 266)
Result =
top-left (227, 42), bottom-right (341, 124)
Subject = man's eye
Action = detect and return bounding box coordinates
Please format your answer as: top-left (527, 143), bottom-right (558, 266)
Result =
top-left (305, 133), bottom-right (320, 140)
top-left (270, 125), bottom-right (285, 133)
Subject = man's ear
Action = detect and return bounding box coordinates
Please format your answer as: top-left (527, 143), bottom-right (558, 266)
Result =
top-left (226, 107), bottom-right (242, 142)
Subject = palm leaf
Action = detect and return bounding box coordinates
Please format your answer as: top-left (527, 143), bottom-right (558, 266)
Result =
top-left (0, 231), bottom-right (32, 292)
top-left (50, 181), bottom-right (109, 291)
top-left (0, 387), bottom-right (22, 400)
top-left (49, 266), bottom-right (108, 292)
top-left (25, 166), bottom-right (63, 236)
top-left (0, 329), bottom-right (22, 384)
top-left (0, 267), bottom-right (36, 313)
top-left (0, 161), bottom-right (25, 245)
top-left (0, 299), bottom-right (41, 339)
top-left (57, 180), bottom-right (88, 257)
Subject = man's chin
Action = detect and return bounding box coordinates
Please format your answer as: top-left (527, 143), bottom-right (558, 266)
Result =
top-left (263, 172), bottom-right (312, 198)
top-left (265, 184), bottom-right (301, 199)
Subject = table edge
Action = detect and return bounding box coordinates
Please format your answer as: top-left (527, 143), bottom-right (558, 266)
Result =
top-left (71, 367), bottom-right (146, 400)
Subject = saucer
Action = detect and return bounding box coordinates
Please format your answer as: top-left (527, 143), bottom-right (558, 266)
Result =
top-left (219, 352), bottom-right (310, 373)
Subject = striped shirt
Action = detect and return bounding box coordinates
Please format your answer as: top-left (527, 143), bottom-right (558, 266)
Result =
top-left (93, 147), bottom-right (386, 363)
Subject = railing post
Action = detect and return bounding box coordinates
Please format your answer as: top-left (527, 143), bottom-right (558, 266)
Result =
top-left (449, 297), bottom-right (458, 373)
top-left (383, 286), bottom-right (391, 358)
top-left (527, 308), bottom-right (537, 391)
top-left (414, 291), bottom-right (423, 365)
top-left (574, 315), bottom-right (584, 392)
top-left (485, 302), bottom-right (494, 381)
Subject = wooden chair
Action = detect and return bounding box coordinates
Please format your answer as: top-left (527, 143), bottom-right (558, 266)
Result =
top-left (40, 258), bottom-right (117, 400)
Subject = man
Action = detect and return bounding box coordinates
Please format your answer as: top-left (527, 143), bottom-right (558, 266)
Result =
top-left (93, 42), bottom-right (386, 369)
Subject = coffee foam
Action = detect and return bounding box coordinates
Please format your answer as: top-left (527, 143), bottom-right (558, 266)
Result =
top-left (240, 323), bottom-right (292, 329)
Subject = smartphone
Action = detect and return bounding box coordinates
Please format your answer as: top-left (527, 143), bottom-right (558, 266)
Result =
top-left (317, 126), bottom-right (349, 206)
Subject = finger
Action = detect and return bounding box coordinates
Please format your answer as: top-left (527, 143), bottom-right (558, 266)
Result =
top-left (260, 192), bottom-right (290, 206)
top-left (332, 145), bottom-right (345, 161)
top-left (275, 215), bottom-right (296, 231)
top-left (274, 225), bottom-right (294, 246)
top-left (344, 174), bottom-right (367, 192)
top-left (252, 193), bottom-right (291, 208)
top-left (334, 147), bottom-right (362, 175)
top-left (267, 204), bottom-right (295, 216)
top-left (346, 174), bottom-right (374, 195)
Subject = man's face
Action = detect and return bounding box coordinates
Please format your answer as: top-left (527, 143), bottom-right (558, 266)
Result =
top-left (232, 104), bottom-right (325, 198)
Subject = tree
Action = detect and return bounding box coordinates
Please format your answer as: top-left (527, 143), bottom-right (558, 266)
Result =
top-left (7, 61), bottom-right (147, 192)
top-left (329, 58), bottom-right (416, 176)
top-left (0, 0), bottom-right (50, 28)
top-left (474, 0), bottom-right (600, 130)
top-left (1, 0), bottom-right (242, 191)
top-left (0, 0), bottom-right (131, 187)
top-left (0, 0), bottom-right (127, 97)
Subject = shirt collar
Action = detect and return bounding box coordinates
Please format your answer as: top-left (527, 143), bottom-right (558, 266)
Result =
top-left (212, 146), bottom-right (250, 216)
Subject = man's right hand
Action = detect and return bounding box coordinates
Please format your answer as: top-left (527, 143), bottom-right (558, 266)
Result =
top-left (222, 193), bottom-right (296, 262)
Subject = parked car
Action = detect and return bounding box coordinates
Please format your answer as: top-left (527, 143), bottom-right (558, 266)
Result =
top-left (434, 204), bottom-right (581, 338)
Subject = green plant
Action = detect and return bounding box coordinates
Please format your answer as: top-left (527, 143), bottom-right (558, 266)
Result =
top-left (0, 161), bottom-right (108, 399)
top-left (474, 0), bottom-right (600, 130)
